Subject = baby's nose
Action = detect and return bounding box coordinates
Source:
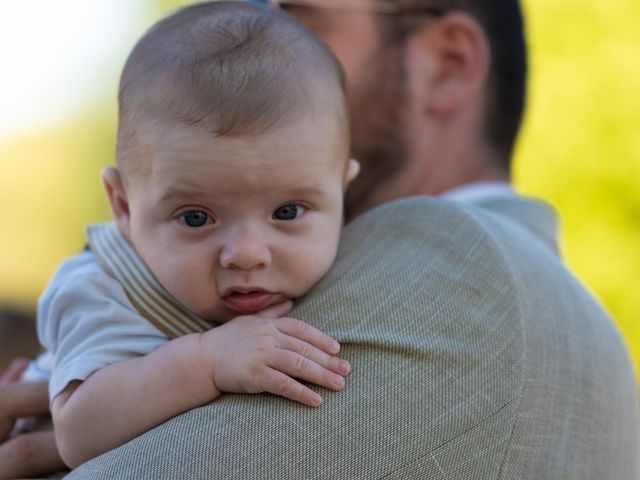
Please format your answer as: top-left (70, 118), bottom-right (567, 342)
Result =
top-left (219, 234), bottom-right (272, 271)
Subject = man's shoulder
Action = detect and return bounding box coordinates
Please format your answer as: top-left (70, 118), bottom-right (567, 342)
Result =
top-left (337, 195), bottom-right (552, 290)
top-left (315, 195), bottom-right (543, 345)
top-left (343, 194), bottom-right (556, 250)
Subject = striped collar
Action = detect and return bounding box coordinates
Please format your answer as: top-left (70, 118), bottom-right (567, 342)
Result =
top-left (87, 222), bottom-right (213, 339)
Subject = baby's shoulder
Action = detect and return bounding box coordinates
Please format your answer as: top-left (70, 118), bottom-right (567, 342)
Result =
top-left (39, 249), bottom-right (116, 310)
top-left (47, 249), bottom-right (105, 287)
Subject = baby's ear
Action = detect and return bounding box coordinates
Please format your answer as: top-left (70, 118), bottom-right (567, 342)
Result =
top-left (102, 166), bottom-right (131, 239)
top-left (344, 158), bottom-right (360, 186)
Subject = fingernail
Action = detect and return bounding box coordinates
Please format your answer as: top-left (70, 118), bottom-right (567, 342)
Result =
top-left (334, 375), bottom-right (345, 388)
top-left (332, 340), bottom-right (340, 352)
top-left (340, 361), bottom-right (351, 375)
top-left (313, 394), bottom-right (322, 406)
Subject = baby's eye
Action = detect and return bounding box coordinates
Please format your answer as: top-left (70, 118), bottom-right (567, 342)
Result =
top-left (273, 204), bottom-right (306, 221)
top-left (181, 210), bottom-right (212, 228)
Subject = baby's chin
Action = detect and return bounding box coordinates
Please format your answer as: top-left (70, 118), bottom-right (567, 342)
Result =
top-left (194, 296), bottom-right (292, 324)
top-left (197, 306), bottom-right (238, 326)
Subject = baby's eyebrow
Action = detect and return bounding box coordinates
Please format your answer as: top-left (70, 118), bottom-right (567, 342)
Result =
top-left (158, 184), bottom-right (326, 204)
top-left (158, 185), bottom-right (212, 203)
top-left (283, 186), bottom-right (326, 197)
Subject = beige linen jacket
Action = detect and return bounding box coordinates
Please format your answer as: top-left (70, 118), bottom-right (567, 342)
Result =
top-left (68, 196), bottom-right (640, 479)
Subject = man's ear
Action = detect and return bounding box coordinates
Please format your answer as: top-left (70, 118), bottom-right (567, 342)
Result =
top-left (344, 158), bottom-right (360, 187)
top-left (407, 13), bottom-right (489, 117)
top-left (102, 166), bottom-right (132, 239)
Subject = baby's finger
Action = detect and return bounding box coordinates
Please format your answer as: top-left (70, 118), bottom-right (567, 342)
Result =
top-left (261, 369), bottom-right (322, 407)
top-left (0, 381), bottom-right (50, 418)
top-left (0, 358), bottom-right (29, 387)
top-left (0, 430), bottom-right (65, 480)
top-left (0, 417), bottom-right (15, 443)
top-left (269, 349), bottom-right (345, 393)
top-left (278, 335), bottom-right (350, 377)
top-left (275, 317), bottom-right (341, 355)
top-left (255, 300), bottom-right (294, 319)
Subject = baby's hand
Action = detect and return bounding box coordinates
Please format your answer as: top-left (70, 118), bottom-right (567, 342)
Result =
top-left (200, 302), bottom-right (350, 407)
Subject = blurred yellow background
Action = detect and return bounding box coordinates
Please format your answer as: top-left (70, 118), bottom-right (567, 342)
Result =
top-left (1, 1), bottom-right (639, 374)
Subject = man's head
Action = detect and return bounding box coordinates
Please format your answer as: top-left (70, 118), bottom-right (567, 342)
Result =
top-left (278, 0), bottom-right (527, 218)
top-left (104, 1), bottom-right (359, 322)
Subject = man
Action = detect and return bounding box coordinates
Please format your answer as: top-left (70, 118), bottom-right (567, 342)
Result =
top-left (1, 0), bottom-right (638, 478)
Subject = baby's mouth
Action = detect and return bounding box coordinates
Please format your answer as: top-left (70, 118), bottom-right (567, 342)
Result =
top-left (222, 289), bottom-right (277, 313)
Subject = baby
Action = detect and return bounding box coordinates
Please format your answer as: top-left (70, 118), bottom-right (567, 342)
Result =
top-left (37, 1), bottom-right (359, 468)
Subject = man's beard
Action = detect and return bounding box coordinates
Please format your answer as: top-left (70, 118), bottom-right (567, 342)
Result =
top-left (344, 42), bottom-right (410, 220)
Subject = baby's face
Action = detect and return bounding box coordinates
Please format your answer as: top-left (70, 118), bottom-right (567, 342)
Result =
top-left (118, 117), bottom-right (356, 323)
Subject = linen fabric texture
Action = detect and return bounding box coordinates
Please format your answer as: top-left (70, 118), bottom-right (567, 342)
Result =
top-left (67, 196), bottom-right (640, 479)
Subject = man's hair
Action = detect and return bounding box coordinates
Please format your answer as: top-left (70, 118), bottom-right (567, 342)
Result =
top-left (390, 0), bottom-right (528, 168)
top-left (117, 1), bottom-right (347, 175)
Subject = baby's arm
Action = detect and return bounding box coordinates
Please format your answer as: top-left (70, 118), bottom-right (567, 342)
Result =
top-left (52, 302), bottom-right (350, 468)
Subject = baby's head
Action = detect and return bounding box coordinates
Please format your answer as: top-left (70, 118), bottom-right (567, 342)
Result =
top-left (104, 1), bottom-right (359, 322)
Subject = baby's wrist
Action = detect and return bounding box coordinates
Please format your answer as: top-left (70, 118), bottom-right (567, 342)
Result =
top-left (194, 332), bottom-right (222, 400)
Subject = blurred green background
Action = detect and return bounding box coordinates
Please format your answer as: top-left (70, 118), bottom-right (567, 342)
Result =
top-left (0, 0), bottom-right (638, 375)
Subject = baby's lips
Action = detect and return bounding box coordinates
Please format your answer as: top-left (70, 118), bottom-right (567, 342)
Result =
top-left (222, 290), bottom-right (277, 313)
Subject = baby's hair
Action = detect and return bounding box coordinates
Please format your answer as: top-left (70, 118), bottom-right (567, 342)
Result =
top-left (116, 1), bottom-right (347, 177)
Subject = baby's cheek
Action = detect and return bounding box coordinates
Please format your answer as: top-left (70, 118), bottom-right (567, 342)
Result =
top-left (278, 216), bottom-right (342, 296)
top-left (300, 234), bottom-right (340, 288)
top-left (152, 260), bottom-right (206, 311)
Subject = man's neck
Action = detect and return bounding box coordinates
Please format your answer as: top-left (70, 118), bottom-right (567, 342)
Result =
top-left (421, 164), bottom-right (511, 196)
top-left (347, 161), bottom-right (510, 220)
top-left (407, 115), bottom-right (512, 197)
top-left (423, 161), bottom-right (511, 197)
